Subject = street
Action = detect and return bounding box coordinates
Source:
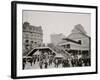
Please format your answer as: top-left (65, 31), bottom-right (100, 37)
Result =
top-left (25, 61), bottom-right (63, 69)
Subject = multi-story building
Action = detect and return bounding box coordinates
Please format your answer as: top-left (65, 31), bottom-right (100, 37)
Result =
top-left (22, 22), bottom-right (43, 56)
top-left (58, 24), bottom-right (90, 59)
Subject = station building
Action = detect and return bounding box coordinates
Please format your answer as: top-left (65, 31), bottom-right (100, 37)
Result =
top-left (58, 24), bottom-right (91, 59)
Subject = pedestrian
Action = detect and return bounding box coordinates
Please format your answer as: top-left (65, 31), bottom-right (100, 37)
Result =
top-left (49, 57), bottom-right (52, 66)
top-left (82, 59), bottom-right (85, 66)
top-left (30, 58), bottom-right (33, 66)
top-left (71, 59), bottom-right (75, 67)
top-left (78, 58), bottom-right (82, 67)
top-left (23, 58), bottom-right (26, 69)
top-left (54, 59), bottom-right (58, 68)
top-left (37, 55), bottom-right (39, 62)
top-left (44, 61), bottom-right (48, 68)
top-left (39, 60), bottom-right (43, 69)
top-left (62, 60), bottom-right (65, 67)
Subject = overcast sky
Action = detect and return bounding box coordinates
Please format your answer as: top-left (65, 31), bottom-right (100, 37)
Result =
top-left (23, 10), bottom-right (91, 44)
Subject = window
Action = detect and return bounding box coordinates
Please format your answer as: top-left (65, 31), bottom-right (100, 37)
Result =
top-left (67, 44), bottom-right (70, 48)
top-left (25, 40), bottom-right (29, 43)
top-left (34, 42), bottom-right (37, 44)
top-left (25, 33), bottom-right (29, 38)
top-left (31, 41), bottom-right (33, 44)
top-left (29, 27), bottom-right (32, 30)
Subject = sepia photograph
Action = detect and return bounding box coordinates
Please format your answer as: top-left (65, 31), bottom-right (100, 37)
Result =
top-left (22, 10), bottom-right (91, 70)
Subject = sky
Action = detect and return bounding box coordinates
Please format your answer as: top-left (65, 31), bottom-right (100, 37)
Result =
top-left (23, 10), bottom-right (91, 44)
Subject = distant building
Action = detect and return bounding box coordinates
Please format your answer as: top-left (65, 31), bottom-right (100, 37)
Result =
top-left (50, 33), bottom-right (66, 45)
top-left (23, 22), bottom-right (43, 56)
top-left (59, 24), bottom-right (90, 59)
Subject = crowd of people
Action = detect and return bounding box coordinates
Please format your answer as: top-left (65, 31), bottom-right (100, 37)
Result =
top-left (23, 50), bottom-right (91, 70)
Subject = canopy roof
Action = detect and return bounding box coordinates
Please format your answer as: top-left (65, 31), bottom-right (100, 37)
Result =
top-left (33, 50), bottom-right (40, 55)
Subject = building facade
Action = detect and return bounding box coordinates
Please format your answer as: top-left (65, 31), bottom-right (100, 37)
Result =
top-left (59, 24), bottom-right (90, 60)
top-left (22, 22), bottom-right (43, 56)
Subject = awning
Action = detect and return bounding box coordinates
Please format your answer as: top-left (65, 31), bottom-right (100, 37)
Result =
top-left (59, 42), bottom-right (89, 50)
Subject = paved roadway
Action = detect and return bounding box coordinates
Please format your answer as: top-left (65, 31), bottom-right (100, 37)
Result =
top-left (25, 61), bottom-right (63, 69)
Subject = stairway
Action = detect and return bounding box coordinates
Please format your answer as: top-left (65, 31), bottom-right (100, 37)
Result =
top-left (47, 44), bottom-right (71, 59)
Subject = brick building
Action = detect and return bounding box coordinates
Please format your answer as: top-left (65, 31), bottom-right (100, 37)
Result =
top-left (22, 22), bottom-right (43, 56)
